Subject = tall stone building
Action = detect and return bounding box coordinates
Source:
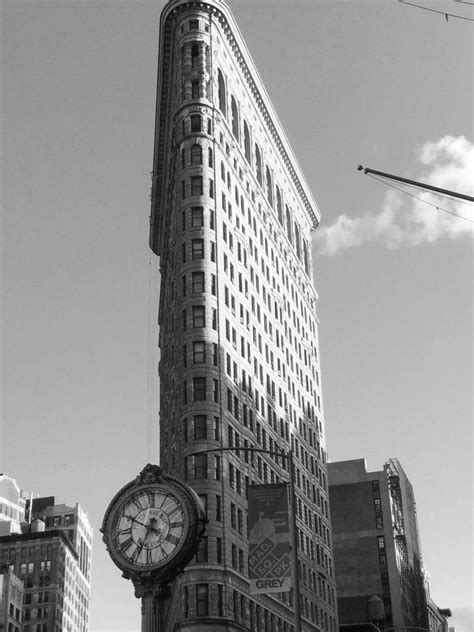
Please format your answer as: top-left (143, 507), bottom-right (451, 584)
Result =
top-left (0, 479), bottom-right (92, 632)
top-left (149, 1), bottom-right (337, 630)
top-left (328, 458), bottom-right (449, 631)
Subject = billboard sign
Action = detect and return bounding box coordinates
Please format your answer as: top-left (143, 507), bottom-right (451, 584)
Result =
top-left (248, 483), bottom-right (291, 594)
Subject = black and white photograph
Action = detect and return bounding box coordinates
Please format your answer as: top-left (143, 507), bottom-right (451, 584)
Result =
top-left (1, 1), bottom-right (472, 631)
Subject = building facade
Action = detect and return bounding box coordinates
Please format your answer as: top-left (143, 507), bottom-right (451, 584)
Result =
top-left (0, 482), bottom-right (92, 632)
top-left (328, 458), bottom-right (440, 630)
top-left (0, 474), bottom-right (26, 536)
top-left (0, 566), bottom-right (24, 632)
top-left (150, 1), bottom-right (337, 631)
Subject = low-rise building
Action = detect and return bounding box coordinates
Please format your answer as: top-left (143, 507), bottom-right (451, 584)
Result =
top-left (328, 458), bottom-right (430, 629)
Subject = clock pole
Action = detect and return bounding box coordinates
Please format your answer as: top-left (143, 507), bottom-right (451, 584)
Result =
top-left (141, 591), bottom-right (157, 632)
top-left (137, 581), bottom-right (171, 632)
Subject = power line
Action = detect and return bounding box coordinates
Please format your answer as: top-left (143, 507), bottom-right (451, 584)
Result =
top-left (373, 174), bottom-right (474, 208)
top-left (367, 173), bottom-right (474, 224)
top-left (399, 0), bottom-right (474, 21)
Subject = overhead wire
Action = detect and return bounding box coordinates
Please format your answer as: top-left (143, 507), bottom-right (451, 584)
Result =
top-left (373, 175), bottom-right (474, 208)
top-left (399, 0), bottom-right (474, 21)
top-left (367, 173), bottom-right (474, 224)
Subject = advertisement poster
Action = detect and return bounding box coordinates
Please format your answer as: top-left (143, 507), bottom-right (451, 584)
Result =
top-left (248, 483), bottom-right (292, 594)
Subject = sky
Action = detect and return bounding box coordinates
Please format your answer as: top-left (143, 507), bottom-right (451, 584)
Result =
top-left (1, 0), bottom-right (472, 630)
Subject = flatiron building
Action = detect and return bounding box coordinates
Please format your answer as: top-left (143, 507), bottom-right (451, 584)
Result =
top-left (150, 1), bottom-right (338, 630)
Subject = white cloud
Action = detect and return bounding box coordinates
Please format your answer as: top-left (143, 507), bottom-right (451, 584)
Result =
top-left (314, 135), bottom-right (474, 255)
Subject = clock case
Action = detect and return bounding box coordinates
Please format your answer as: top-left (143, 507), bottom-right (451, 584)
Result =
top-left (101, 463), bottom-right (207, 595)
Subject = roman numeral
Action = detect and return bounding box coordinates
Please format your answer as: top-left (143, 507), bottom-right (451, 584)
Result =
top-left (121, 536), bottom-right (134, 551)
top-left (132, 497), bottom-right (144, 511)
top-left (168, 507), bottom-right (182, 520)
top-left (118, 526), bottom-right (132, 535)
top-left (170, 521), bottom-right (184, 529)
top-left (166, 534), bottom-right (180, 546)
top-left (146, 549), bottom-right (153, 564)
top-left (159, 545), bottom-right (168, 559)
top-left (158, 494), bottom-right (170, 509)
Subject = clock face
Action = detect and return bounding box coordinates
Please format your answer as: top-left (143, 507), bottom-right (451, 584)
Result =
top-left (112, 487), bottom-right (186, 568)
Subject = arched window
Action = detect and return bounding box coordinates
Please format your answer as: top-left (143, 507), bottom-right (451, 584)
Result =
top-left (266, 166), bottom-right (273, 207)
top-left (231, 96), bottom-right (239, 141)
top-left (303, 241), bottom-right (310, 275)
top-left (218, 69), bottom-right (226, 117)
top-left (244, 121), bottom-right (251, 164)
top-left (191, 144), bottom-right (202, 165)
top-left (286, 205), bottom-right (292, 244)
top-left (276, 187), bottom-right (283, 224)
top-left (255, 146), bottom-right (262, 185)
top-left (294, 223), bottom-right (301, 260)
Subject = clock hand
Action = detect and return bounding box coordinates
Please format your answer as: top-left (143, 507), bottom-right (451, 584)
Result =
top-left (124, 514), bottom-right (148, 528)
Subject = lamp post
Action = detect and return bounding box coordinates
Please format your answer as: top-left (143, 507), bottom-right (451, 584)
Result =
top-left (189, 446), bottom-right (302, 632)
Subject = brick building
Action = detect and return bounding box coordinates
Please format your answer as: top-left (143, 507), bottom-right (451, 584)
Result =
top-left (328, 458), bottom-right (449, 630)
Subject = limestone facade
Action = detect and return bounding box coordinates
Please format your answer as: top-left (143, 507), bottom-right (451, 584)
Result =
top-left (150, 2), bottom-right (338, 630)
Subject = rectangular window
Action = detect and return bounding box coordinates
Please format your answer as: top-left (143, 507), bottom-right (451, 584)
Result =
top-left (213, 379), bottom-right (219, 402)
top-left (377, 535), bottom-right (385, 550)
top-left (191, 80), bottom-right (199, 99)
top-left (214, 416), bottom-right (220, 440)
top-left (191, 176), bottom-right (203, 196)
top-left (214, 455), bottom-right (221, 480)
top-left (193, 377), bottom-right (206, 401)
top-left (217, 585), bottom-right (223, 617)
top-left (195, 536), bottom-right (208, 563)
top-left (239, 549), bottom-right (244, 573)
top-left (191, 206), bottom-right (204, 227)
top-left (194, 454), bottom-right (207, 479)
top-left (372, 480), bottom-right (379, 492)
top-left (192, 271), bottom-right (205, 292)
top-left (190, 114), bottom-right (201, 132)
top-left (216, 537), bottom-right (223, 563)
top-left (216, 495), bottom-right (222, 521)
top-left (196, 584), bottom-right (209, 616)
top-left (194, 415), bottom-right (207, 439)
top-left (374, 498), bottom-right (381, 511)
top-left (192, 306), bottom-right (205, 328)
top-left (192, 238), bottom-right (204, 259)
top-left (193, 341), bottom-right (205, 363)
top-left (209, 178), bottom-right (214, 198)
top-left (376, 516), bottom-right (383, 529)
